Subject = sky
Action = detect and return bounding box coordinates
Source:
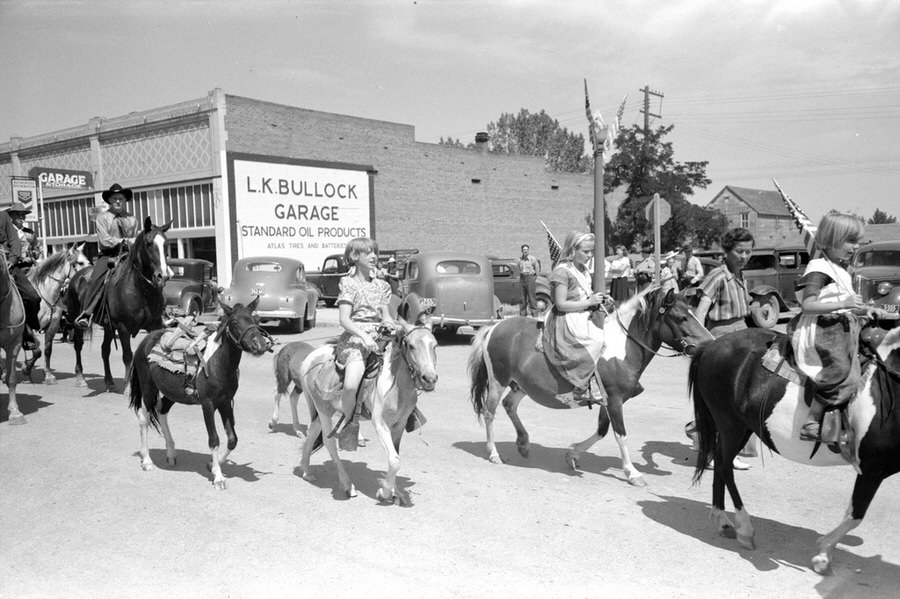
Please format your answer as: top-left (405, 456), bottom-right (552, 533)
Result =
top-left (1, 0), bottom-right (898, 225)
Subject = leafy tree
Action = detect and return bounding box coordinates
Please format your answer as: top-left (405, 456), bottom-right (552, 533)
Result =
top-left (438, 136), bottom-right (470, 148)
top-left (483, 109), bottom-right (591, 173)
top-left (601, 124), bottom-right (721, 250)
top-left (869, 208), bottom-right (897, 224)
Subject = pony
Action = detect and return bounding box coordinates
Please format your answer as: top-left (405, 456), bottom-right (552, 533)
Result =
top-left (66, 217), bottom-right (172, 391)
top-left (22, 243), bottom-right (89, 384)
top-left (468, 286), bottom-right (713, 487)
top-left (689, 323), bottom-right (900, 573)
top-left (298, 318), bottom-right (438, 504)
top-left (270, 340), bottom-right (317, 437)
top-left (127, 297), bottom-right (274, 489)
top-left (0, 250), bottom-right (26, 425)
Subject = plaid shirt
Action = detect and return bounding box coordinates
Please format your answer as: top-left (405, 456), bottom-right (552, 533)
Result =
top-left (698, 264), bottom-right (750, 321)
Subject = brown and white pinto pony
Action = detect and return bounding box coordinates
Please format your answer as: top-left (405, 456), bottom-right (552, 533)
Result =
top-left (468, 286), bottom-right (713, 487)
top-left (690, 323), bottom-right (900, 573)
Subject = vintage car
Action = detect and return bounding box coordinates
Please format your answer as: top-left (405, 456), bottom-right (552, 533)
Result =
top-left (489, 258), bottom-right (552, 312)
top-left (851, 241), bottom-right (900, 316)
top-left (694, 246), bottom-right (809, 328)
top-left (219, 256), bottom-right (319, 333)
top-left (163, 258), bottom-right (220, 316)
top-left (396, 251), bottom-right (497, 336)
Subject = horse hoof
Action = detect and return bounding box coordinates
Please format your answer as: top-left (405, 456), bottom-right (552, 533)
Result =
top-left (141, 463), bottom-right (155, 472)
top-left (9, 414), bottom-right (27, 425)
top-left (516, 444), bottom-right (530, 458)
top-left (267, 420), bottom-right (277, 432)
top-left (45, 375), bottom-right (57, 385)
top-left (75, 377), bottom-right (86, 388)
top-left (302, 471), bottom-right (316, 482)
top-left (214, 479), bottom-right (227, 490)
top-left (294, 429), bottom-right (304, 439)
top-left (719, 524), bottom-right (737, 539)
top-left (737, 532), bottom-right (756, 550)
top-left (565, 452), bottom-right (580, 471)
top-left (812, 554), bottom-right (831, 574)
top-left (627, 475), bottom-right (648, 487)
top-left (344, 484), bottom-right (357, 499)
top-left (166, 457), bottom-right (177, 467)
top-left (488, 454), bottom-right (503, 465)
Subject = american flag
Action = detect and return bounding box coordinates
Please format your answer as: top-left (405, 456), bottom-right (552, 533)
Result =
top-left (773, 179), bottom-right (818, 257)
top-left (603, 94), bottom-right (628, 162)
top-left (541, 220), bottom-right (562, 267)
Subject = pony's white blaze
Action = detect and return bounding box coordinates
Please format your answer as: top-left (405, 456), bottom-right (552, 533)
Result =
top-left (153, 234), bottom-right (171, 280)
top-left (877, 327), bottom-right (900, 361)
top-left (766, 370), bottom-right (878, 470)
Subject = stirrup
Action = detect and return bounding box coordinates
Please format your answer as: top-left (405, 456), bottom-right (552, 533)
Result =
top-left (800, 421), bottom-right (821, 442)
top-left (74, 316), bottom-right (91, 330)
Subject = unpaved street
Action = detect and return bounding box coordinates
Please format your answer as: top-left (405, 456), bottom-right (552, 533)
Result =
top-left (2, 311), bottom-right (899, 598)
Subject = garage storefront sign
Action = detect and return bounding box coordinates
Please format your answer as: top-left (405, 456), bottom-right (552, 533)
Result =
top-left (28, 167), bottom-right (94, 190)
top-left (228, 154), bottom-right (375, 267)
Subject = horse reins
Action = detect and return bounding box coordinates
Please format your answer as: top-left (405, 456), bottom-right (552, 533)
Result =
top-left (608, 300), bottom-right (688, 358)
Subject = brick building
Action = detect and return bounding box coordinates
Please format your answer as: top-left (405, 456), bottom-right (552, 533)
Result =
top-left (706, 186), bottom-right (806, 248)
top-left (0, 89), bottom-right (595, 284)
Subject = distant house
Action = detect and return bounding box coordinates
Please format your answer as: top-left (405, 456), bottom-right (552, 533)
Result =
top-left (707, 186), bottom-right (806, 247)
top-left (862, 223), bottom-right (900, 244)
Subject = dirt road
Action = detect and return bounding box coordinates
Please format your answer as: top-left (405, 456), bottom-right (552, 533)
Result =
top-left (2, 311), bottom-right (899, 598)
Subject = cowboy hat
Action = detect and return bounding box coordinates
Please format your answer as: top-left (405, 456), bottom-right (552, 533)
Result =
top-left (661, 251), bottom-right (678, 261)
top-left (5, 201), bottom-right (31, 214)
top-left (101, 183), bottom-right (133, 202)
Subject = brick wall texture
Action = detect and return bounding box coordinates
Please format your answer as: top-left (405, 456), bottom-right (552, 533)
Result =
top-left (223, 95), bottom-right (594, 267)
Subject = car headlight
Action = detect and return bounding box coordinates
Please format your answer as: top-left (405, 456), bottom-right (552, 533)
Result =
top-left (877, 282), bottom-right (893, 296)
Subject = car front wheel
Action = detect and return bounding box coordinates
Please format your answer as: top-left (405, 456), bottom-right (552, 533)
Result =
top-left (750, 293), bottom-right (779, 329)
top-left (535, 293), bottom-right (552, 314)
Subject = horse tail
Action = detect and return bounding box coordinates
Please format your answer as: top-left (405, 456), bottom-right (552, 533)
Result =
top-left (689, 342), bottom-right (716, 485)
top-left (468, 324), bottom-right (495, 422)
top-left (127, 359), bottom-right (160, 433)
top-left (273, 345), bottom-right (293, 395)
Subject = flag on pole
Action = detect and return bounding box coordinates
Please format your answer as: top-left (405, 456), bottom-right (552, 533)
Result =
top-left (584, 79), bottom-right (607, 156)
top-left (602, 94), bottom-right (628, 162)
top-left (773, 179), bottom-right (818, 257)
top-left (541, 220), bottom-right (562, 267)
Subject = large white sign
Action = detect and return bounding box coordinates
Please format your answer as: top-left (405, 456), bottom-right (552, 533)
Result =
top-left (232, 159), bottom-right (371, 268)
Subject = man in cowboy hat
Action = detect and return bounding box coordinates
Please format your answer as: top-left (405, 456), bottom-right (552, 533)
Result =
top-left (73, 183), bottom-right (139, 329)
top-left (0, 202), bottom-right (42, 349)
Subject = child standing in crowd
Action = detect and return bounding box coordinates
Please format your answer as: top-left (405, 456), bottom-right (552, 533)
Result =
top-left (333, 237), bottom-right (396, 450)
top-left (660, 253), bottom-right (680, 294)
top-left (790, 212), bottom-right (868, 442)
top-left (542, 230), bottom-right (609, 405)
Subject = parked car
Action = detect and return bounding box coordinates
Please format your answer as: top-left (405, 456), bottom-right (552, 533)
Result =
top-left (851, 241), bottom-right (900, 316)
top-left (305, 253), bottom-right (351, 307)
top-left (163, 258), bottom-right (220, 316)
top-left (694, 246), bottom-right (810, 328)
top-left (219, 256), bottom-right (318, 333)
top-left (396, 251), bottom-right (497, 336)
top-left (489, 258), bottom-right (552, 312)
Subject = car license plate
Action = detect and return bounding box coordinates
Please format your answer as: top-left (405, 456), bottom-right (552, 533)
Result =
top-left (251, 287), bottom-right (264, 295)
top-left (883, 304), bottom-right (899, 313)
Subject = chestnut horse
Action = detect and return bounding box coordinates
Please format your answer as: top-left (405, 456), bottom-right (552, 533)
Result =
top-left (66, 217), bottom-right (171, 391)
top-left (468, 286), bottom-right (712, 486)
top-left (690, 323), bottom-right (900, 573)
top-left (127, 298), bottom-right (274, 489)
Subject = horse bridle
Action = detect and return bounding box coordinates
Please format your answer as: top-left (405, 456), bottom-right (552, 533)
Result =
top-left (396, 326), bottom-right (434, 391)
top-left (224, 317), bottom-right (273, 350)
top-left (610, 296), bottom-right (694, 357)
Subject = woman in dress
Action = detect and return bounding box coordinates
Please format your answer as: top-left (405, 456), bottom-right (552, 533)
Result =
top-left (606, 244), bottom-right (633, 304)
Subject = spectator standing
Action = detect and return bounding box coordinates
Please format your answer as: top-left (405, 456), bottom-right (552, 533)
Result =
top-left (517, 244), bottom-right (541, 316)
top-left (605, 244), bottom-right (632, 304)
top-left (680, 245), bottom-right (704, 289)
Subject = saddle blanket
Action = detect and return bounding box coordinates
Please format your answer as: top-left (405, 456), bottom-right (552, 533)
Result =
top-left (760, 343), bottom-right (803, 385)
top-left (147, 319), bottom-right (213, 376)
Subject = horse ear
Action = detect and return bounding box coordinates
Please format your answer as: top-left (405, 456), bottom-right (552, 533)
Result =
top-left (218, 299), bottom-right (234, 315)
top-left (75, 242), bottom-right (85, 252)
top-left (160, 219), bottom-right (174, 233)
top-left (247, 295), bottom-right (261, 312)
top-left (144, 216), bottom-right (153, 234)
top-left (665, 288), bottom-right (676, 306)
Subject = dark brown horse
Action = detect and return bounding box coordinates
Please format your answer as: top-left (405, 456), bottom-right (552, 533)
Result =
top-left (690, 323), bottom-right (900, 573)
top-left (66, 217), bottom-right (172, 391)
top-left (1, 250), bottom-right (26, 425)
top-left (127, 297), bottom-right (274, 489)
top-left (469, 286), bottom-right (713, 486)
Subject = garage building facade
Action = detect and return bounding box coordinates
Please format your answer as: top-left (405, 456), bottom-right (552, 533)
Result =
top-left (1, 88), bottom-right (594, 284)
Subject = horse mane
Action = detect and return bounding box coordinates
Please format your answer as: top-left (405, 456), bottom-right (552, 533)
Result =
top-left (31, 250), bottom-right (68, 281)
top-left (614, 284), bottom-right (658, 325)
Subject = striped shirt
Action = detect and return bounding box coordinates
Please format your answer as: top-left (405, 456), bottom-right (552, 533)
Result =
top-left (698, 264), bottom-right (751, 322)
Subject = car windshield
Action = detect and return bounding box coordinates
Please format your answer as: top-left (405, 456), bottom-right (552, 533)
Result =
top-left (855, 250), bottom-right (900, 268)
top-left (170, 265), bottom-right (186, 278)
top-left (436, 260), bottom-right (481, 275)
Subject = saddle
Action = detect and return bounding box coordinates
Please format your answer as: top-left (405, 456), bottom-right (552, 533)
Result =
top-left (760, 336), bottom-right (857, 462)
top-left (147, 316), bottom-right (214, 391)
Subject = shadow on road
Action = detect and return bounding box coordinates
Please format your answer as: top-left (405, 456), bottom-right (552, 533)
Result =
top-left (0, 392), bottom-right (53, 422)
top-left (142, 448), bottom-right (267, 484)
top-left (640, 494), bottom-right (900, 598)
top-left (293, 459), bottom-right (414, 505)
top-left (640, 440), bottom-right (698, 475)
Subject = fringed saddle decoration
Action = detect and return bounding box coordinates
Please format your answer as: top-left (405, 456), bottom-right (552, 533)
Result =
top-left (147, 316), bottom-right (215, 381)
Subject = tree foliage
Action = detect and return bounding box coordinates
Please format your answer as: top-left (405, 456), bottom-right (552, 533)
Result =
top-left (438, 136), bottom-right (471, 149)
top-left (602, 124), bottom-right (723, 250)
top-left (869, 208), bottom-right (897, 224)
top-left (483, 109), bottom-right (591, 173)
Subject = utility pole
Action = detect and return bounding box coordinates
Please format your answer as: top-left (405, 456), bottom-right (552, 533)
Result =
top-left (640, 85), bottom-right (664, 157)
